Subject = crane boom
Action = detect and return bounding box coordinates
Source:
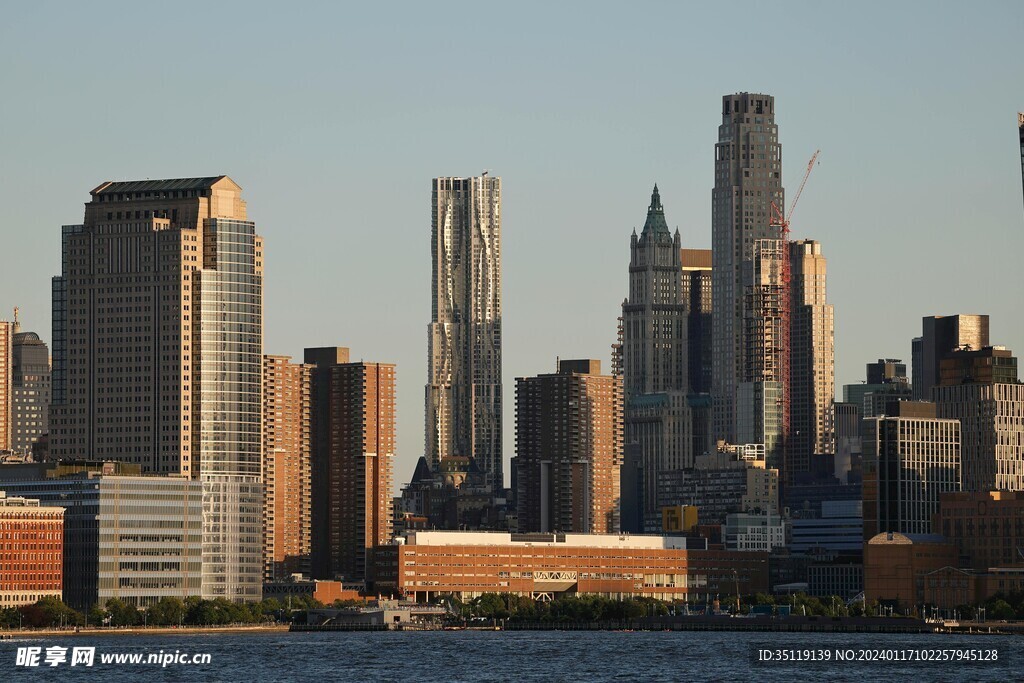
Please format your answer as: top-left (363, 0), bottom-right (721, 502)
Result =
top-left (786, 149), bottom-right (820, 226)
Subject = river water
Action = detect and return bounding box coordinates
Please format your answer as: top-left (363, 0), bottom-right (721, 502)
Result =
top-left (0, 629), bottom-right (1017, 681)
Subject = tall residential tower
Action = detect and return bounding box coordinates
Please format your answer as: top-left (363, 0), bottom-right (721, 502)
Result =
top-left (426, 175), bottom-right (503, 491)
top-left (50, 177), bottom-right (264, 601)
top-left (711, 93), bottom-right (786, 469)
top-left (788, 239), bottom-right (835, 479)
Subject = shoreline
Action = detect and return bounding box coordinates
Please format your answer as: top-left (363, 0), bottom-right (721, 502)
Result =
top-left (0, 624), bottom-right (291, 639)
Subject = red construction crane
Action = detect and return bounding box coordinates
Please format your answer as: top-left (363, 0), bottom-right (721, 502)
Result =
top-left (769, 150), bottom-right (820, 470)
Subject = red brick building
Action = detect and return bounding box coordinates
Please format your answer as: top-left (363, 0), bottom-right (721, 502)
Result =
top-left (0, 491), bottom-right (64, 607)
top-left (373, 531), bottom-right (767, 603)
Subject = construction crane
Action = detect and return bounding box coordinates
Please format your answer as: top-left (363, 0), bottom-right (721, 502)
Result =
top-left (768, 150), bottom-right (820, 467)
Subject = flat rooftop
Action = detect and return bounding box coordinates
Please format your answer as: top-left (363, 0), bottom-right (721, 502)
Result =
top-left (401, 531), bottom-right (694, 550)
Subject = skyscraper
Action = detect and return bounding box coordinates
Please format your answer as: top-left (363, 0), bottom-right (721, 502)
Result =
top-left (262, 355), bottom-right (312, 581)
top-left (912, 314), bottom-right (989, 401)
top-left (711, 93), bottom-right (786, 470)
top-left (50, 177), bottom-right (264, 601)
top-left (621, 187), bottom-right (699, 530)
top-left (11, 310), bottom-right (51, 456)
top-left (0, 320), bottom-right (10, 451)
top-left (426, 175), bottom-right (503, 491)
top-left (305, 348), bottom-right (394, 582)
top-left (788, 239), bottom-right (835, 479)
top-left (514, 359), bottom-right (622, 534)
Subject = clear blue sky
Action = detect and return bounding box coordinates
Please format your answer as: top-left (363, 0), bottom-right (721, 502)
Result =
top-left (2, 1), bottom-right (1022, 488)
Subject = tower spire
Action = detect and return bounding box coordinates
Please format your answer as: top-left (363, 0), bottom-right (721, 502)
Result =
top-left (640, 183), bottom-right (670, 237)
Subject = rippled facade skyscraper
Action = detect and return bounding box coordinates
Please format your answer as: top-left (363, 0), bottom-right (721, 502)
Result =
top-left (426, 175), bottom-right (503, 492)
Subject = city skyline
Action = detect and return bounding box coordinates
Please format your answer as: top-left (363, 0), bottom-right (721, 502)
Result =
top-left (1, 3), bottom-right (1023, 487)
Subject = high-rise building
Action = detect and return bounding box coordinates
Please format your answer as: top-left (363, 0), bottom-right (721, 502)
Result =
top-left (681, 248), bottom-right (713, 395)
top-left (305, 348), bottom-right (394, 583)
top-left (912, 314), bottom-right (989, 400)
top-left (262, 355), bottom-right (312, 581)
top-left (862, 402), bottom-right (960, 538)
top-left (0, 320), bottom-right (10, 451)
top-left (426, 175), bottom-right (503, 492)
top-left (788, 239), bottom-right (835, 481)
top-left (49, 177), bottom-right (264, 601)
top-left (514, 359), bottom-right (623, 534)
top-left (933, 349), bottom-right (1024, 492)
top-left (712, 93), bottom-right (787, 472)
top-left (621, 187), bottom-right (695, 528)
top-left (11, 310), bottom-right (51, 456)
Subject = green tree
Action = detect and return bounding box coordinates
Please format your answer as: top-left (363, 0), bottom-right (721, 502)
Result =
top-left (147, 597), bottom-right (185, 626)
top-left (104, 598), bottom-right (141, 627)
top-left (987, 599), bottom-right (1015, 621)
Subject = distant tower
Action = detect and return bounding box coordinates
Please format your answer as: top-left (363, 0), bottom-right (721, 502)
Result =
top-left (621, 186), bottom-right (696, 530)
top-left (10, 312), bottom-right (51, 456)
top-left (426, 175), bottom-right (503, 491)
top-left (711, 93), bottom-right (787, 470)
top-left (788, 239), bottom-right (835, 478)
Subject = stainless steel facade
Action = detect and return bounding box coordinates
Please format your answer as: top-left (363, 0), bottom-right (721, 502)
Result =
top-left (0, 474), bottom-right (203, 610)
top-left (426, 176), bottom-right (503, 491)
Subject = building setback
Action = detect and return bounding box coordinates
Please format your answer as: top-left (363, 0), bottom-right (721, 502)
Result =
top-left (0, 491), bottom-right (63, 607)
top-left (711, 93), bottom-right (787, 471)
top-left (262, 355), bottom-right (312, 581)
top-left (426, 175), bottom-right (503, 492)
top-left (862, 402), bottom-right (961, 538)
top-left (305, 349), bottom-right (394, 583)
top-left (514, 360), bottom-right (622, 534)
top-left (49, 176), bottom-right (263, 601)
top-left (787, 239), bottom-right (835, 481)
top-left (373, 531), bottom-right (768, 603)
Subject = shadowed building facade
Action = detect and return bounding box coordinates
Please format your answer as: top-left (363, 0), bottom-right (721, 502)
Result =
top-left (862, 402), bottom-right (961, 538)
top-left (306, 347), bottom-right (394, 583)
top-left (49, 176), bottom-right (263, 601)
top-left (426, 175), bottom-right (503, 492)
top-left (712, 93), bottom-right (787, 472)
top-left (514, 359), bottom-right (622, 534)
